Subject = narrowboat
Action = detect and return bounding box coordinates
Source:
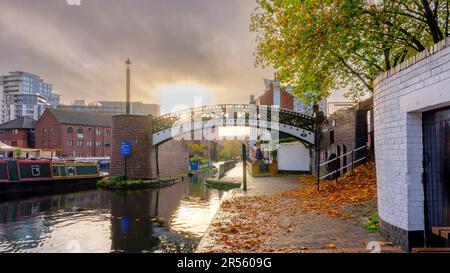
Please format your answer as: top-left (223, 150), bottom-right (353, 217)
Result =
top-left (0, 160), bottom-right (102, 200)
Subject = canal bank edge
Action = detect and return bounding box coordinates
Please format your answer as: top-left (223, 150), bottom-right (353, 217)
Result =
top-left (97, 176), bottom-right (184, 191)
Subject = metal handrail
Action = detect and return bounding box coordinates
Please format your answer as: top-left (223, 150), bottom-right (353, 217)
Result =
top-left (317, 145), bottom-right (368, 181)
top-left (318, 145), bottom-right (367, 167)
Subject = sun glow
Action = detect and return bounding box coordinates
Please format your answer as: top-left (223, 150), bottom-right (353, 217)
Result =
top-left (218, 126), bottom-right (250, 138)
top-left (157, 83), bottom-right (214, 114)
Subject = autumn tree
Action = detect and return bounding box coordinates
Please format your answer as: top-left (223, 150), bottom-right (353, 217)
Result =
top-left (251, 0), bottom-right (450, 104)
top-left (189, 143), bottom-right (205, 155)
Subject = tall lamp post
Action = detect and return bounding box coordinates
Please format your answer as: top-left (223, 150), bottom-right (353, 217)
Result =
top-left (313, 103), bottom-right (321, 192)
top-left (126, 58), bottom-right (132, 115)
top-left (124, 58), bottom-right (132, 179)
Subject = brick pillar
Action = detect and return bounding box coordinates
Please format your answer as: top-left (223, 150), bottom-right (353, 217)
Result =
top-left (110, 115), bottom-right (157, 179)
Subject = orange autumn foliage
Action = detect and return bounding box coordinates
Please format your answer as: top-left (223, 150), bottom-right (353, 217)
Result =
top-left (205, 162), bottom-right (378, 252)
top-left (285, 161), bottom-right (378, 217)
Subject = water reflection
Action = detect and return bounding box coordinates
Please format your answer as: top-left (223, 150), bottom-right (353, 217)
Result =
top-left (0, 171), bottom-right (226, 253)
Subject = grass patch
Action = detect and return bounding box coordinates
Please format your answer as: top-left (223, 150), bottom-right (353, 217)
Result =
top-left (205, 178), bottom-right (241, 191)
top-left (364, 213), bottom-right (380, 233)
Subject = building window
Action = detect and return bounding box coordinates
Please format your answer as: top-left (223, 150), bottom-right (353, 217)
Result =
top-left (105, 141), bottom-right (111, 147)
top-left (42, 128), bottom-right (46, 134)
top-left (330, 131), bottom-right (335, 145)
top-left (77, 128), bottom-right (84, 139)
top-left (67, 140), bottom-right (73, 146)
top-left (96, 128), bottom-right (103, 136)
top-left (77, 140), bottom-right (83, 147)
top-left (11, 141), bottom-right (18, 147)
top-left (106, 130), bottom-right (111, 137)
top-left (96, 141), bottom-right (102, 147)
top-left (49, 127), bottom-right (53, 134)
top-left (87, 128), bottom-right (93, 135)
top-left (67, 127), bottom-right (74, 134)
top-left (48, 140), bottom-right (52, 146)
top-left (86, 141), bottom-right (93, 147)
top-left (42, 141), bottom-right (46, 147)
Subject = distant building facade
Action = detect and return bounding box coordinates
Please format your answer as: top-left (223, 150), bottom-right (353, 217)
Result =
top-left (0, 117), bottom-right (36, 148)
top-left (257, 79), bottom-right (327, 116)
top-left (256, 79), bottom-right (294, 110)
top-left (58, 100), bottom-right (160, 117)
top-left (1, 71), bottom-right (61, 123)
top-left (327, 101), bottom-right (358, 117)
top-left (35, 108), bottom-right (113, 158)
top-left (0, 76), bottom-right (4, 124)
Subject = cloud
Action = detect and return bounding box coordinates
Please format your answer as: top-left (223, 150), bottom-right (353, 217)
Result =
top-left (0, 0), bottom-right (273, 106)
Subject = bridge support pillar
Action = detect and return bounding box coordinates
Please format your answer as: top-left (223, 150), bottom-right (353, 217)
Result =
top-left (110, 115), bottom-right (157, 179)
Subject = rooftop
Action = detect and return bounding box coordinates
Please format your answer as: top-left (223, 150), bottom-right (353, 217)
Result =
top-left (47, 108), bottom-right (113, 127)
top-left (0, 116), bottom-right (36, 130)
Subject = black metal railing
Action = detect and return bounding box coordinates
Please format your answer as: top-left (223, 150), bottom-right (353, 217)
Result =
top-left (317, 145), bottom-right (368, 183)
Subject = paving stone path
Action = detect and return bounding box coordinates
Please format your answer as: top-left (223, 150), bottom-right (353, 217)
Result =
top-left (197, 163), bottom-right (404, 253)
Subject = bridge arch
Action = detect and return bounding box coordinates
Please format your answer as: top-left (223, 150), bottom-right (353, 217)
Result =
top-left (152, 104), bottom-right (315, 146)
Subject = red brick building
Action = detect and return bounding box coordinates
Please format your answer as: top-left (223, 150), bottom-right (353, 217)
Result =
top-left (0, 117), bottom-right (36, 148)
top-left (256, 80), bottom-right (294, 110)
top-left (35, 108), bottom-right (113, 158)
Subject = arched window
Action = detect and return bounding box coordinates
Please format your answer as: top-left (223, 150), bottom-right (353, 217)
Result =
top-left (67, 127), bottom-right (74, 134)
top-left (49, 127), bottom-right (53, 134)
top-left (77, 128), bottom-right (84, 134)
top-left (42, 128), bottom-right (46, 134)
top-left (106, 129), bottom-right (111, 137)
top-left (87, 128), bottom-right (93, 135)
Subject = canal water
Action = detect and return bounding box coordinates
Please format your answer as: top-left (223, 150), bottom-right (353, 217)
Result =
top-left (0, 171), bottom-right (228, 253)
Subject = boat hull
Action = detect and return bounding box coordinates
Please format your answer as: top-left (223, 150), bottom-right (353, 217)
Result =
top-left (0, 176), bottom-right (100, 202)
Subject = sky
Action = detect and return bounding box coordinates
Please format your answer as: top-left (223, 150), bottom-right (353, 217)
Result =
top-left (0, 0), bottom-right (347, 113)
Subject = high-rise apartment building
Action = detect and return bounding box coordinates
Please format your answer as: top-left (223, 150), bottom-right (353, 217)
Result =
top-left (0, 76), bottom-right (4, 124)
top-left (1, 71), bottom-right (61, 122)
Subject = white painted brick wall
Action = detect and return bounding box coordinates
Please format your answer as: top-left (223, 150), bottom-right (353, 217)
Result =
top-left (374, 37), bottom-right (450, 231)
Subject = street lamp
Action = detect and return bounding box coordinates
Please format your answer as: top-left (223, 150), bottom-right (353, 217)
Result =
top-left (126, 58), bottom-right (132, 115)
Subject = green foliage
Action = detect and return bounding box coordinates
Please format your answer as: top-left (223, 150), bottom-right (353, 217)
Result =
top-left (14, 148), bottom-right (22, 158)
top-left (364, 213), bottom-right (380, 233)
top-left (110, 175), bottom-right (126, 184)
top-left (270, 149), bottom-right (278, 160)
top-left (223, 141), bottom-right (243, 158)
top-left (97, 176), bottom-right (181, 190)
top-left (189, 143), bottom-right (205, 155)
top-left (190, 155), bottom-right (209, 165)
top-left (55, 149), bottom-right (63, 157)
top-left (251, 0), bottom-right (450, 104)
top-left (219, 148), bottom-right (231, 161)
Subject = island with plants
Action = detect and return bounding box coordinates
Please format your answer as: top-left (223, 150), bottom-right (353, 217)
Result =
top-left (97, 175), bottom-right (183, 191)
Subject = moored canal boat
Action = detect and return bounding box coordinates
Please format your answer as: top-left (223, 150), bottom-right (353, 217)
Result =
top-left (0, 159), bottom-right (102, 200)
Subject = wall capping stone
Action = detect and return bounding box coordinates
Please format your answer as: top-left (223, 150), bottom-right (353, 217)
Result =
top-left (374, 37), bottom-right (450, 85)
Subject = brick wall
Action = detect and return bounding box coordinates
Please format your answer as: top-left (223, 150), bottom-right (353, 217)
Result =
top-left (35, 110), bottom-right (62, 151)
top-left (35, 110), bottom-right (112, 157)
top-left (110, 115), bottom-right (190, 179)
top-left (110, 115), bottom-right (156, 179)
top-left (374, 37), bottom-right (450, 250)
top-left (158, 139), bottom-right (189, 177)
top-left (0, 129), bottom-right (32, 148)
top-left (257, 89), bottom-right (294, 110)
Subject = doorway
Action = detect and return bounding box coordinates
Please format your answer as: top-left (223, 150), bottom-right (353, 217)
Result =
top-left (423, 107), bottom-right (450, 246)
